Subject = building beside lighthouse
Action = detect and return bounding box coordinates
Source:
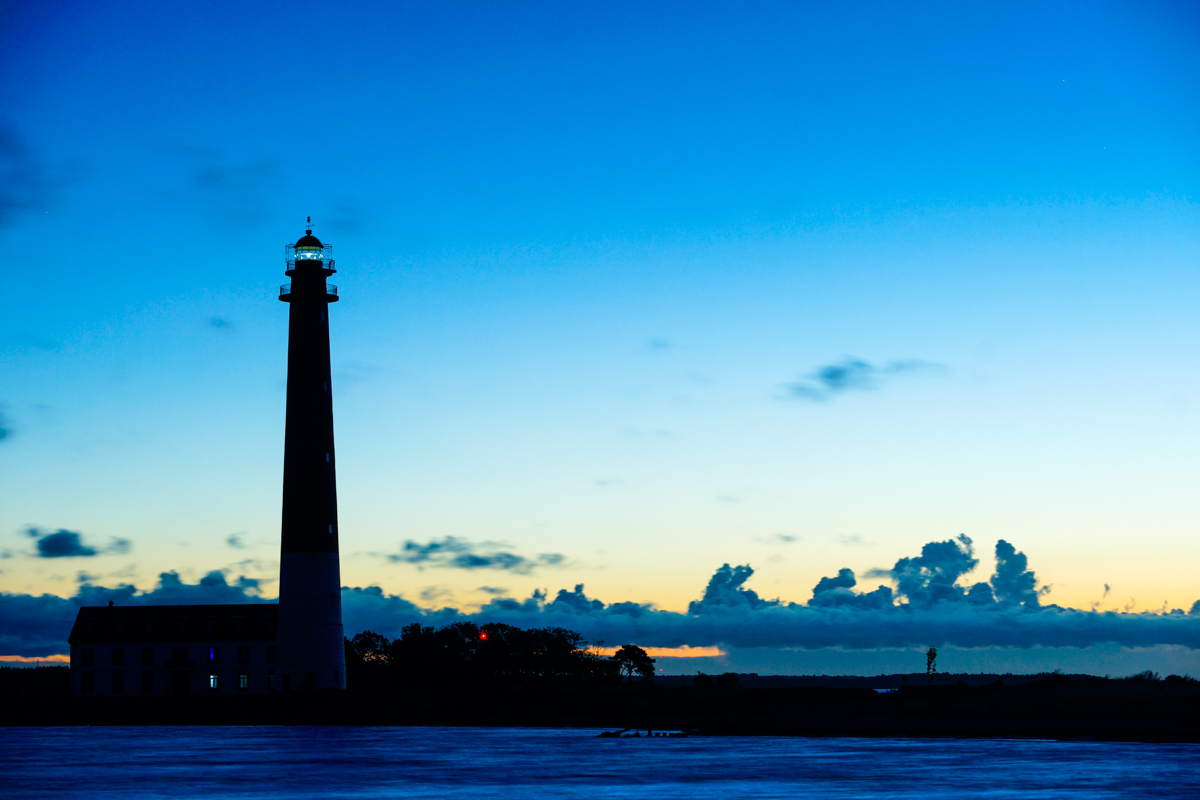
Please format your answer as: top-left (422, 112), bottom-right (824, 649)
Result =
top-left (67, 223), bottom-right (347, 695)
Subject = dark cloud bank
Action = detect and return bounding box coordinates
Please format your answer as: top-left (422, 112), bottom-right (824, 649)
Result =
top-left (386, 536), bottom-right (565, 574)
top-left (25, 527), bottom-right (131, 558)
top-left (3, 535), bottom-right (1199, 658)
top-left (786, 358), bottom-right (944, 401)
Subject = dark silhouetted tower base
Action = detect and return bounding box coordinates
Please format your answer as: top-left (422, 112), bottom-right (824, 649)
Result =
top-left (276, 220), bottom-right (345, 690)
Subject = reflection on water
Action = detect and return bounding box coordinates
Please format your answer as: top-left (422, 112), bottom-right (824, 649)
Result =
top-left (2, 726), bottom-right (1198, 799)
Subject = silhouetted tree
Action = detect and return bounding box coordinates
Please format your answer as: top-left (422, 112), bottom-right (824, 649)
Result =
top-left (926, 646), bottom-right (938, 685)
top-left (694, 672), bottom-right (714, 688)
top-left (715, 672), bottom-right (740, 690)
top-left (385, 621), bottom-right (608, 687)
top-left (344, 630), bottom-right (393, 690)
top-left (350, 630), bottom-right (391, 665)
top-left (612, 644), bottom-right (655, 681)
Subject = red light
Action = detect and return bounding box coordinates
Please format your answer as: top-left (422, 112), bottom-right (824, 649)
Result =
top-left (479, 631), bottom-right (488, 641)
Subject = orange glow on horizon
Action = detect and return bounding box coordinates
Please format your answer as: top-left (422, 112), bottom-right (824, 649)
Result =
top-left (593, 645), bottom-right (725, 659)
top-left (0, 654), bottom-right (70, 664)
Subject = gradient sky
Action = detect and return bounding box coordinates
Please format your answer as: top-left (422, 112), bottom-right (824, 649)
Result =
top-left (2, 0), bottom-right (1200, 654)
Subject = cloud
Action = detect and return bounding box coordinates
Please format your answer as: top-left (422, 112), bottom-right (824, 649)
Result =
top-left (991, 539), bottom-right (1042, 606)
top-left (384, 536), bottom-right (567, 574)
top-left (0, 124), bottom-right (74, 228)
top-left (0, 569), bottom-right (269, 656)
top-left (688, 564), bottom-right (777, 613)
top-left (225, 533), bottom-right (246, 549)
top-left (152, 145), bottom-right (277, 229)
top-left (25, 527), bottom-right (132, 558)
top-left (32, 530), bottom-right (95, 558)
top-left (786, 358), bottom-right (944, 401)
top-left (757, 533), bottom-right (798, 545)
top-left (476, 586), bottom-right (509, 595)
top-left (810, 568), bottom-right (894, 610)
top-left (4, 537), bottom-right (1199, 659)
top-left (645, 337), bottom-right (672, 351)
top-left (891, 534), bottom-right (982, 608)
top-left (209, 316), bottom-right (231, 330)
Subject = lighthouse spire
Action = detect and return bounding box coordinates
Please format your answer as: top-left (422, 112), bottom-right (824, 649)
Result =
top-left (276, 219), bottom-right (345, 690)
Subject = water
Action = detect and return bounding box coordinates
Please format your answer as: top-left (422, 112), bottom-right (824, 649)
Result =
top-left (3, 726), bottom-right (1198, 799)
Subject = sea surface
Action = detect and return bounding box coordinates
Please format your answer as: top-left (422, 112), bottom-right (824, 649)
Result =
top-left (2, 726), bottom-right (1198, 799)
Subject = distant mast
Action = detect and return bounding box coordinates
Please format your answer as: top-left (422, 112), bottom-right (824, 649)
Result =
top-left (276, 217), bottom-right (345, 690)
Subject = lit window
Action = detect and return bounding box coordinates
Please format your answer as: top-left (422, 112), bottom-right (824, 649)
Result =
top-left (238, 672), bottom-right (249, 690)
top-left (209, 673), bottom-right (219, 691)
top-left (209, 646), bottom-right (219, 663)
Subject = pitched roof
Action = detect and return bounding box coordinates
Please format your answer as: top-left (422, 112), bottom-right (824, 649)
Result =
top-left (68, 604), bottom-right (278, 644)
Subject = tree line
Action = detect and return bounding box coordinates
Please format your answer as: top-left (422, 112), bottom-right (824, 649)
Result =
top-left (343, 622), bottom-right (655, 690)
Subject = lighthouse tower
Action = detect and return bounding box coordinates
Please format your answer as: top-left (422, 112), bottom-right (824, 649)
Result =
top-left (276, 218), bottom-right (345, 690)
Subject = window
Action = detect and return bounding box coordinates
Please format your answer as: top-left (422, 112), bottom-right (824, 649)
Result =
top-left (205, 618), bottom-right (215, 634)
top-left (140, 671), bottom-right (154, 693)
top-left (267, 645), bottom-right (276, 664)
top-left (209, 646), bottom-right (220, 664)
top-left (81, 673), bottom-right (94, 693)
top-left (111, 647), bottom-right (124, 667)
top-left (238, 671), bottom-right (249, 690)
top-left (116, 620), bottom-right (126, 635)
top-left (268, 670), bottom-right (275, 690)
top-left (177, 619), bottom-right (188, 635)
top-left (171, 646), bottom-right (189, 666)
top-left (144, 619), bottom-right (154, 635)
top-left (237, 646), bottom-right (250, 664)
top-left (111, 672), bottom-right (124, 693)
top-left (141, 647), bottom-right (154, 666)
top-left (208, 672), bottom-right (219, 691)
top-left (81, 648), bottom-right (94, 667)
top-left (234, 618), bottom-right (244, 634)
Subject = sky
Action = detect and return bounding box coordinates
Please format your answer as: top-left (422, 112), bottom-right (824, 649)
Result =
top-left (2, 0), bottom-right (1200, 674)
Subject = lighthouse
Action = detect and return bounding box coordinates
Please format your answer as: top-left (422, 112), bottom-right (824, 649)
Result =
top-left (276, 218), bottom-right (346, 690)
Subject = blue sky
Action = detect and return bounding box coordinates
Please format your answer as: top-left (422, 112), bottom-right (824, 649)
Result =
top-left (2, 0), bottom-right (1200, 671)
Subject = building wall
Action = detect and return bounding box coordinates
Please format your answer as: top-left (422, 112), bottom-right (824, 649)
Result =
top-left (70, 641), bottom-right (278, 696)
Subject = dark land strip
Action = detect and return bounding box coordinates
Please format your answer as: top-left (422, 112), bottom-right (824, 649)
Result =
top-left (4, 672), bottom-right (1200, 742)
